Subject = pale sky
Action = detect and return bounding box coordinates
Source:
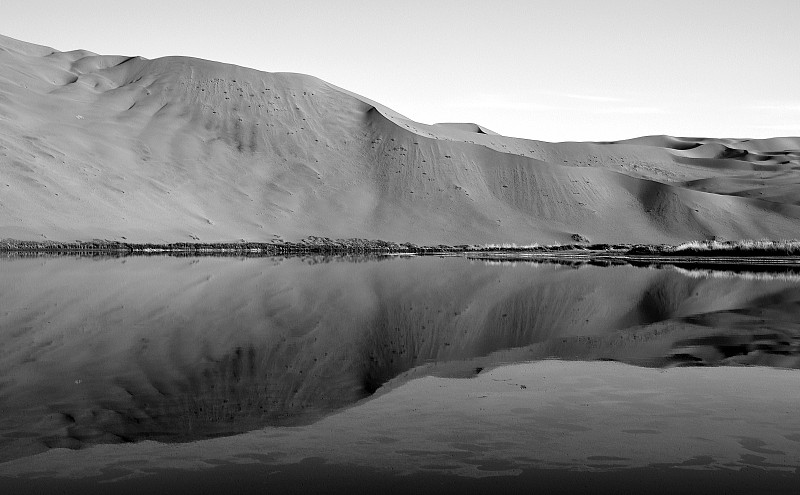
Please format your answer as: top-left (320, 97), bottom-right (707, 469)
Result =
top-left (1, 0), bottom-right (798, 142)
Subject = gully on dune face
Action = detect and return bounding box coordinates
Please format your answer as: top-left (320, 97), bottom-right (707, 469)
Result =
top-left (1, 31), bottom-right (800, 494)
top-left (1, 33), bottom-right (800, 246)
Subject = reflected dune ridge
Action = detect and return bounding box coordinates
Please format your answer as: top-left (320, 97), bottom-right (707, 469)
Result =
top-left (1, 256), bottom-right (799, 464)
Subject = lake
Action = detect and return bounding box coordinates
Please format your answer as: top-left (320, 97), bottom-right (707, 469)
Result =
top-left (1, 255), bottom-right (799, 493)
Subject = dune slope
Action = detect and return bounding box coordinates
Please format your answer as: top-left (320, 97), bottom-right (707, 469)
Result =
top-left (1, 34), bottom-right (799, 244)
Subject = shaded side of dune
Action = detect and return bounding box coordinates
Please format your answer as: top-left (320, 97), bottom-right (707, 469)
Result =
top-left (2, 34), bottom-right (800, 245)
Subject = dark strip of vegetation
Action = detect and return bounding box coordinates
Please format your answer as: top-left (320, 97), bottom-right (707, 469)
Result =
top-left (3, 238), bottom-right (800, 258)
top-left (0, 238), bottom-right (416, 255)
top-left (0, 237), bottom-right (630, 255)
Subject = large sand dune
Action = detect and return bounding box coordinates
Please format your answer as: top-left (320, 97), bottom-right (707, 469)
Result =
top-left (1, 34), bottom-right (799, 244)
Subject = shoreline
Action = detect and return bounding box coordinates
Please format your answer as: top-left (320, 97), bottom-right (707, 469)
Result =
top-left (0, 237), bottom-right (632, 256)
top-left (3, 238), bottom-right (800, 264)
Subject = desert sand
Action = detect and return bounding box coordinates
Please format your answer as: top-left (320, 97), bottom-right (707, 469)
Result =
top-left (1, 34), bottom-right (799, 245)
top-left (4, 32), bottom-right (800, 495)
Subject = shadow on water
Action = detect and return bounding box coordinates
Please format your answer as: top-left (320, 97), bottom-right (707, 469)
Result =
top-left (1, 255), bottom-right (799, 460)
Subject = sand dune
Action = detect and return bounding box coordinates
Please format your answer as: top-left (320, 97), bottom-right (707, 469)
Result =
top-left (1, 34), bottom-right (799, 244)
top-left (433, 122), bottom-right (499, 135)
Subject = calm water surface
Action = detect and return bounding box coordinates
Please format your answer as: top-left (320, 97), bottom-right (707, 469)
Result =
top-left (1, 255), bottom-right (799, 492)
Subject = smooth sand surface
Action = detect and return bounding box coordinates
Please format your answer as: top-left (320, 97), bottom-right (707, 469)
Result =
top-left (1, 34), bottom-right (799, 244)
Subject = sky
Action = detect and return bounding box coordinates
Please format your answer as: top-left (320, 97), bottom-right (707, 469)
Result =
top-left (1, 0), bottom-right (798, 142)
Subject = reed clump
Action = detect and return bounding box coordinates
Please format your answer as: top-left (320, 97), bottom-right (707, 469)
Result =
top-left (628, 239), bottom-right (800, 257)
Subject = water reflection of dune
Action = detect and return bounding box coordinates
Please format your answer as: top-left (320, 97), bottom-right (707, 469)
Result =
top-left (1, 256), bottom-right (799, 460)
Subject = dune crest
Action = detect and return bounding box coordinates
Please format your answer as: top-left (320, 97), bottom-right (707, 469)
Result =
top-left (1, 34), bottom-right (799, 244)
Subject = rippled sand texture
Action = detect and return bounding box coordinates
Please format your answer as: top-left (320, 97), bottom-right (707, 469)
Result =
top-left (2, 34), bottom-right (800, 244)
top-left (1, 256), bottom-right (799, 461)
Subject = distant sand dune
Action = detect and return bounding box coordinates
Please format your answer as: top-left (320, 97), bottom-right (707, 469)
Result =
top-left (433, 122), bottom-right (499, 135)
top-left (1, 34), bottom-right (799, 244)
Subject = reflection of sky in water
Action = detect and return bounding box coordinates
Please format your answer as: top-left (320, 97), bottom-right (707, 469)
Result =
top-left (1, 256), bottom-right (799, 464)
